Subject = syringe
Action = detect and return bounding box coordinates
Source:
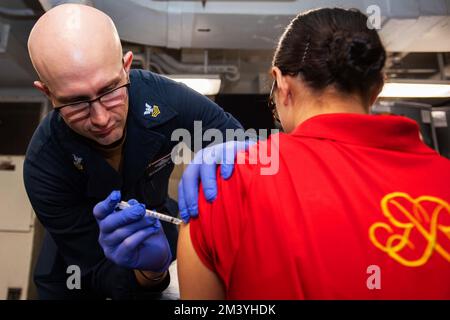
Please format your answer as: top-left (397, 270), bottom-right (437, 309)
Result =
top-left (116, 201), bottom-right (183, 225)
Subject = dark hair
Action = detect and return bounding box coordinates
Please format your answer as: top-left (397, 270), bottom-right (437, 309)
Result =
top-left (273, 8), bottom-right (386, 101)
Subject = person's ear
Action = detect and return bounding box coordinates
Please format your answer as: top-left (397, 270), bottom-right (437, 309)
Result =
top-left (123, 51), bottom-right (133, 73)
top-left (271, 66), bottom-right (290, 107)
top-left (368, 76), bottom-right (385, 106)
top-left (33, 81), bottom-right (51, 98)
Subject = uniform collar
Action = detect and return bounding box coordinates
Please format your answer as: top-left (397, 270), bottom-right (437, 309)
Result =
top-left (127, 70), bottom-right (178, 130)
top-left (291, 113), bottom-right (435, 154)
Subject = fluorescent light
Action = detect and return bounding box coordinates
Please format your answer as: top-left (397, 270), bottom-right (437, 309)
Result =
top-left (379, 82), bottom-right (450, 98)
top-left (166, 75), bottom-right (221, 96)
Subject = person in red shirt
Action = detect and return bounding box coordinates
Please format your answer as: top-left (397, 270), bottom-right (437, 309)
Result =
top-left (177, 7), bottom-right (450, 299)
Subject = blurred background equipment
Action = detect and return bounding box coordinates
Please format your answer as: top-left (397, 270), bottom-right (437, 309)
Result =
top-left (2, 0), bottom-right (450, 131)
top-left (431, 106), bottom-right (450, 158)
top-left (167, 74), bottom-right (222, 96)
top-left (0, 94), bottom-right (48, 300)
top-left (379, 81), bottom-right (450, 98)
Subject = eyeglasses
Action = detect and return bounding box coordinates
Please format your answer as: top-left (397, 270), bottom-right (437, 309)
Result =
top-left (53, 77), bottom-right (130, 116)
top-left (268, 80), bottom-right (280, 123)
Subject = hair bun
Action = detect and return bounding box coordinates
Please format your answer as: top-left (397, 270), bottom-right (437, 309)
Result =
top-left (273, 8), bottom-right (386, 96)
top-left (328, 30), bottom-right (385, 85)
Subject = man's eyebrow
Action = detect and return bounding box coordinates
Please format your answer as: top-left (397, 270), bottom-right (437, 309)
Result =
top-left (56, 75), bottom-right (123, 104)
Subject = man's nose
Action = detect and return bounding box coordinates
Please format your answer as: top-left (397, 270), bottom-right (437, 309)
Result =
top-left (90, 101), bottom-right (110, 127)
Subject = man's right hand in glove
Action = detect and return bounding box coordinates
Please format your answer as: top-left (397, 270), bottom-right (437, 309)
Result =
top-left (93, 191), bottom-right (172, 280)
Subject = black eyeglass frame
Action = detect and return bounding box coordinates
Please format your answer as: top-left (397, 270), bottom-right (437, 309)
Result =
top-left (268, 80), bottom-right (280, 123)
top-left (53, 80), bottom-right (131, 111)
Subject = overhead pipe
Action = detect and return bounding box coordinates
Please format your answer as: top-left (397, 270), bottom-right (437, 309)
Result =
top-left (0, 7), bottom-right (36, 17)
top-left (149, 54), bottom-right (181, 75)
top-left (154, 52), bottom-right (240, 82)
top-left (133, 53), bottom-right (165, 74)
top-left (38, 0), bottom-right (93, 11)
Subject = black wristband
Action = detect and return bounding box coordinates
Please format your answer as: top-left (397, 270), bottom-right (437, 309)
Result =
top-left (133, 270), bottom-right (171, 298)
top-left (138, 269), bottom-right (167, 282)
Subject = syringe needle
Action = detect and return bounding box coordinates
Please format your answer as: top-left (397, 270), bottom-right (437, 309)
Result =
top-left (116, 201), bottom-right (183, 225)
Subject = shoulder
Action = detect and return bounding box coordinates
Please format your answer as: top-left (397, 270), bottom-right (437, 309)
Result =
top-left (129, 69), bottom-right (184, 95)
top-left (25, 111), bottom-right (59, 163)
top-left (128, 69), bottom-right (193, 119)
top-left (127, 70), bottom-right (181, 126)
top-left (221, 131), bottom-right (310, 196)
top-left (24, 111), bottom-right (74, 183)
top-left (129, 69), bottom-right (214, 111)
top-left (128, 69), bottom-right (219, 126)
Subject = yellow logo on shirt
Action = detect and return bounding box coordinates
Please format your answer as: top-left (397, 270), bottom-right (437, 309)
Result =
top-left (144, 103), bottom-right (160, 118)
top-left (151, 105), bottom-right (161, 118)
top-left (369, 192), bottom-right (450, 267)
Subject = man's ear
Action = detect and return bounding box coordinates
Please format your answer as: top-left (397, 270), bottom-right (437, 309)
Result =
top-left (123, 51), bottom-right (133, 73)
top-left (33, 81), bottom-right (51, 98)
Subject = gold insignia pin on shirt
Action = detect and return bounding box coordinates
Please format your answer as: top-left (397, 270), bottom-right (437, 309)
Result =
top-left (144, 103), bottom-right (160, 118)
top-left (151, 105), bottom-right (160, 118)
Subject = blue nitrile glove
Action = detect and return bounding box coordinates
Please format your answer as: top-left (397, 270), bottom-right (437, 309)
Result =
top-left (93, 191), bottom-right (172, 272)
top-left (178, 139), bottom-right (256, 223)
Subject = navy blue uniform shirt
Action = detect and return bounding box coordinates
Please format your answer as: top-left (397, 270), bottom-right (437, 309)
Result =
top-left (23, 70), bottom-right (242, 299)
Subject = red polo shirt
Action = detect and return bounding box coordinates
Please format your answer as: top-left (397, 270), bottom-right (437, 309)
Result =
top-left (190, 113), bottom-right (450, 299)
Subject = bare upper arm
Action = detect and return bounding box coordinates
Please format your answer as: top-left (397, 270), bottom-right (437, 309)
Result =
top-left (177, 223), bottom-right (226, 299)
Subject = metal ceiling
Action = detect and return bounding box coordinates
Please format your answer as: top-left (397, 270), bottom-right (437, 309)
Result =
top-left (65, 0), bottom-right (450, 52)
top-left (0, 0), bottom-right (449, 95)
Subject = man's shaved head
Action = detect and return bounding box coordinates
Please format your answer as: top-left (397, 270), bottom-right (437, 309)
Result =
top-left (28, 4), bottom-right (123, 91)
top-left (28, 4), bottom-right (133, 146)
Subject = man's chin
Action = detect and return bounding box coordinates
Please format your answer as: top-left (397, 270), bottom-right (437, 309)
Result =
top-left (92, 129), bottom-right (124, 147)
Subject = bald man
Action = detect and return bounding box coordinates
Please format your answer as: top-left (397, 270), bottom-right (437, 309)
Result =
top-left (24, 4), bottom-right (242, 299)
